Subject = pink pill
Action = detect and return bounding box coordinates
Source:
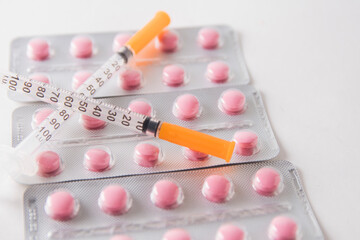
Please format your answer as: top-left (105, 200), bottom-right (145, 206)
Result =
top-left (80, 114), bottom-right (106, 130)
top-left (216, 224), bottom-right (245, 240)
top-left (173, 94), bottom-right (200, 120)
top-left (30, 73), bottom-right (50, 84)
top-left (32, 108), bottom-right (54, 129)
top-left (233, 131), bottom-right (258, 156)
top-left (113, 33), bottom-right (131, 52)
top-left (206, 61), bottom-right (229, 83)
top-left (27, 38), bottom-right (50, 61)
top-left (45, 190), bottom-right (79, 221)
top-left (268, 216), bottom-right (298, 240)
top-left (128, 99), bottom-right (153, 117)
top-left (156, 30), bottom-right (179, 52)
top-left (183, 148), bottom-right (208, 161)
top-left (110, 235), bottom-right (133, 240)
top-left (72, 71), bottom-right (92, 90)
top-left (162, 228), bottom-right (191, 240)
top-left (98, 185), bottom-right (132, 215)
top-left (119, 68), bottom-right (142, 90)
top-left (70, 36), bottom-right (93, 58)
top-left (219, 89), bottom-right (246, 115)
top-left (134, 142), bottom-right (161, 167)
top-left (84, 148), bottom-right (112, 172)
top-left (36, 151), bottom-right (61, 177)
top-left (253, 167), bottom-right (282, 196)
top-left (202, 175), bottom-right (234, 203)
top-left (198, 28), bottom-right (219, 49)
top-left (151, 180), bottom-right (183, 209)
top-left (163, 65), bottom-right (185, 87)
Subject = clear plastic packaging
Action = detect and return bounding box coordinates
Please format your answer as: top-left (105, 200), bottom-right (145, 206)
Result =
top-left (133, 141), bottom-right (163, 167)
top-left (35, 150), bottom-right (63, 177)
top-left (23, 160), bottom-right (324, 240)
top-left (44, 189), bottom-right (80, 221)
top-left (150, 179), bottom-right (184, 209)
top-left (98, 185), bottom-right (132, 216)
top-left (70, 35), bottom-right (95, 59)
top-left (202, 175), bottom-right (234, 203)
top-left (83, 146), bottom-right (114, 172)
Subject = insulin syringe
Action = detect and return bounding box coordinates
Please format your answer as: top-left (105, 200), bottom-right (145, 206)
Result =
top-left (1, 72), bottom-right (235, 175)
top-left (0, 12), bottom-right (234, 177)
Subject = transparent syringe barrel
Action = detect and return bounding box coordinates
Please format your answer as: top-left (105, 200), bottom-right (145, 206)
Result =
top-left (3, 49), bottom-right (131, 176)
top-left (30, 50), bottom-right (130, 143)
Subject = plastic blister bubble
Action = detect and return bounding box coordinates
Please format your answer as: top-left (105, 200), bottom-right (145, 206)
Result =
top-left (83, 145), bottom-right (114, 172)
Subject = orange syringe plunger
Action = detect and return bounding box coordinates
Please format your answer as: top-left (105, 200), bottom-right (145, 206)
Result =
top-left (125, 11), bottom-right (170, 54)
top-left (158, 122), bottom-right (235, 162)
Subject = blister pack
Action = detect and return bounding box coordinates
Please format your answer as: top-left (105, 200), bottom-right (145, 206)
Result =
top-left (23, 160), bottom-right (324, 240)
top-left (9, 25), bottom-right (249, 102)
top-left (12, 85), bottom-right (279, 184)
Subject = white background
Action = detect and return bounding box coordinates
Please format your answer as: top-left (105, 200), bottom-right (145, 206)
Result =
top-left (0, 0), bottom-right (359, 239)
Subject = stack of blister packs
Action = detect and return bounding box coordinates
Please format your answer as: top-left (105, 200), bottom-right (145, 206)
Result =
top-left (9, 25), bottom-right (324, 239)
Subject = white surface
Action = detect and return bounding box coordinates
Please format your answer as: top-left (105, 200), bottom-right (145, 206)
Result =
top-left (0, 0), bottom-right (359, 239)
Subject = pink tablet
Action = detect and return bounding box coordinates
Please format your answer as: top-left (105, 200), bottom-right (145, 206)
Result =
top-left (27, 38), bottom-right (50, 61)
top-left (113, 33), bottom-right (132, 52)
top-left (45, 190), bottom-right (79, 221)
top-left (128, 99), bottom-right (153, 117)
top-left (80, 114), bottom-right (106, 130)
top-left (70, 36), bottom-right (93, 58)
top-left (119, 68), bottom-right (142, 90)
top-left (162, 65), bottom-right (185, 87)
top-left (173, 94), bottom-right (201, 120)
top-left (216, 224), bottom-right (245, 240)
top-left (72, 71), bottom-right (92, 90)
top-left (98, 185), bottom-right (132, 215)
top-left (233, 131), bottom-right (258, 156)
top-left (31, 108), bottom-right (54, 129)
top-left (206, 61), bottom-right (229, 83)
top-left (30, 73), bottom-right (50, 84)
top-left (202, 175), bottom-right (234, 203)
top-left (134, 142), bottom-right (161, 167)
top-left (183, 148), bottom-right (208, 161)
top-left (198, 28), bottom-right (219, 49)
top-left (84, 147), bottom-right (112, 172)
top-left (156, 30), bottom-right (179, 52)
top-left (110, 235), bottom-right (132, 240)
top-left (151, 180), bottom-right (183, 209)
top-left (162, 228), bottom-right (191, 240)
top-left (268, 216), bottom-right (298, 240)
top-left (253, 167), bottom-right (283, 196)
top-left (36, 151), bottom-right (61, 177)
top-left (219, 89), bottom-right (246, 115)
